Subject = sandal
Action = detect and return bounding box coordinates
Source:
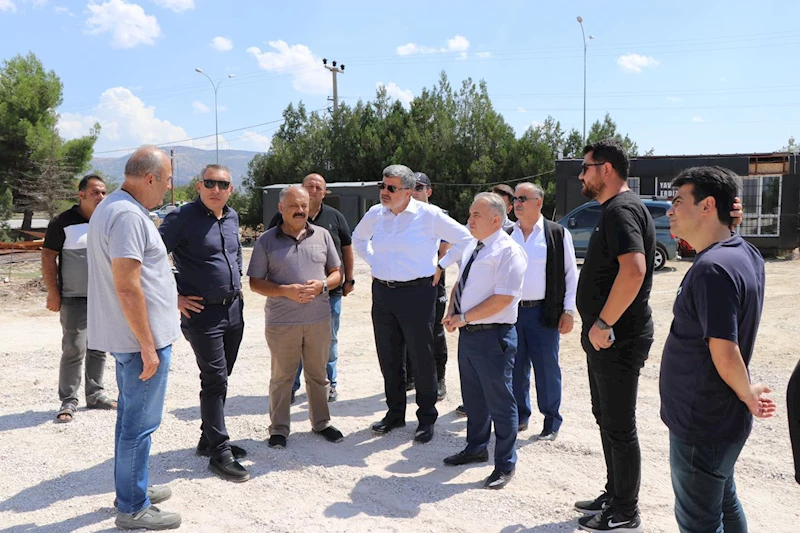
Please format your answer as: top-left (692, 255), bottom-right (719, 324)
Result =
top-left (86, 395), bottom-right (118, 410)
top-left (55, 403), bottom-right (77, 423)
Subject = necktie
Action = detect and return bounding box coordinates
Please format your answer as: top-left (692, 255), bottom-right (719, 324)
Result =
top-left (453, 241), bottom-right (484, 315)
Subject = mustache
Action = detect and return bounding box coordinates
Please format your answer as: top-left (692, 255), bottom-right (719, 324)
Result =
top-left (293, 212), bottom-right (306, 218)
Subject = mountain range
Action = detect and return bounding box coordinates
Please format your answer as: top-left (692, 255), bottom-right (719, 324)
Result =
top-left (89, 147), bottom-right (261, 187)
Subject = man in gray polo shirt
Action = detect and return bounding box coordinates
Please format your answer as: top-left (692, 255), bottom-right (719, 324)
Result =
top-left (87, 145), bottom-right (181, 530)
top-left (248, 185), bottom-right (345, 449)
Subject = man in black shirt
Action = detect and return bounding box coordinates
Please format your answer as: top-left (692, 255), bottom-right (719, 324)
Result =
top-left (159, 164), bottom-right (249, 483)
top-left (267, 173), bottom-right (354, 402)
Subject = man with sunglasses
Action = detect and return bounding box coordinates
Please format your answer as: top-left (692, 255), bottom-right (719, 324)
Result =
top-left (352, 164), bottom-right (472, 444)
top-left (402, 172), bottom-right (451, 400)
top-left (509, 182), bottom-right (578, 442)
top-left (159, 164), bottom-right (250, 483)
top-left (267, 173), bottom-right (354, 404)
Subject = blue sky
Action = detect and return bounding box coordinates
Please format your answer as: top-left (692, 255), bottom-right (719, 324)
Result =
top-left (2, 0), bottom-right (799, 159)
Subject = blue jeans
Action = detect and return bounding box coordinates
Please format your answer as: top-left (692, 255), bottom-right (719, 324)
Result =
top-left (294, 294), bottom-right (341, 391)
top-left (459, 325), bottom-right (518, 472)
top-left (669, 432), bottom-right (748, 533)
top-left (112, 346), bottom-right (172, 514)
top-left (513, 305), bottom-right (562, 432)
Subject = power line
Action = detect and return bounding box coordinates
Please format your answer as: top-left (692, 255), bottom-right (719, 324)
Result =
top-left (432, 169), bottom-right (554, 188)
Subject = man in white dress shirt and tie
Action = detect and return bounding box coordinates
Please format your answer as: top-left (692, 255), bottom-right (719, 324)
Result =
top-left (441, 192), bottom-right (527, 489)
top-left (352, 164), bottom-right (472, 444)
top-left (510, 182), bottom-right (579, 441)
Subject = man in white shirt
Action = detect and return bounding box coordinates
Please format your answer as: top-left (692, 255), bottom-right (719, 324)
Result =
top-left (441, 192), bottom-right (528, 490)
top-left (510, 182), bottom-right (578, 441)
top-left (352, 164), bottom-right (472, 444)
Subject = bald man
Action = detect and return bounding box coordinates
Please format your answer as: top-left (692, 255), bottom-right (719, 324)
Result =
top-left (87, 145), bottom-right (181, 530)
top-left (268, 173), bottom-right (354, 403)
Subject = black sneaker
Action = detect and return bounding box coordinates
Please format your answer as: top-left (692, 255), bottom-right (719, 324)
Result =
top-left (578, 506), bottom-right (642, 532)
top-left (575, 492), bottom-right (611, 515)
top-left (314, 425), bottom-right (344, 443)
top-left (268, 435), bottom-right (287, 449)
top-left (483, 468), bottom-right (515, 489)
top-left (455, 404), bottom-right (467, 417)
top-left (436, 379), bottom-right (447, 401)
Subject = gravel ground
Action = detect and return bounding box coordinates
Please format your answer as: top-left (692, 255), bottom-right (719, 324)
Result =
top-left (0, 252), bottom-right (797, 532)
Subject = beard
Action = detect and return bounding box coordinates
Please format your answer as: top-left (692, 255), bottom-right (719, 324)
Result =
top-left (581, 180), bottom-right (602, 200)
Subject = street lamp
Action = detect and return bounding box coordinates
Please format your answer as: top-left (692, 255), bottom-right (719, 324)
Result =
top-left (577, 16), bottom-right (594, 145)
top-left (195, 68), bottom-right (234, 163)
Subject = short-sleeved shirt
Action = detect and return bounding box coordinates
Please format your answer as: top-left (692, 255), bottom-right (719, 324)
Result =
top-left (247, 223), bottom-right (341, 326)
top-left (86, 189), bottom-right (181, 353)
top-left (159, 198), bottom-right (243, 302)
top-left (268, 204), bottom-right (352, 296)
top-left (457, 229), bottom-right (528, 325)
top-left (660, 235), bottom-right (765, 444)
top-left (43, 205), bottom-right (90, 298)
top-left (576, 191), bottom-right (656, 339)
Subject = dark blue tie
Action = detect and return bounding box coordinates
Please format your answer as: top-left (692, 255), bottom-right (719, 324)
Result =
top-left (453, 241), bottom-right (484, 315)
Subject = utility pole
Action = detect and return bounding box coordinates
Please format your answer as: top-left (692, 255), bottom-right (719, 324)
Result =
top-left (577, 16), bottom-right (593, 145)
top-left (322, 58), bottom-right (345, 114)
top-left (195, 68), bottom-right (235, 163)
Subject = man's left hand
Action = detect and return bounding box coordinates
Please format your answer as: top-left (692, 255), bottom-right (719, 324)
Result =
top-left (433, 266), bottom-right (443, 286)
top-left (342, 281), bottom-right (354, 296)
top-left (558, 312), bottom-right (574, 334)
top-left (588, 323), bottom-right (614, 351)
top-left (304, 280), bottom-right (324, 296)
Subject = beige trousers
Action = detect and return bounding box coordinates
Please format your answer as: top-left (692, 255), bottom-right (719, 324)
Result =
top-left (265, 319), bottom-right (331, 437)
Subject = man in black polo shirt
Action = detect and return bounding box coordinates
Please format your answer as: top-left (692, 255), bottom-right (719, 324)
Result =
top-left (268, 173), bottom-right (354, 403)
top-left (159, 164), bottom-right (249, 483)
top-left (660, 166), bottom-right (775, 532)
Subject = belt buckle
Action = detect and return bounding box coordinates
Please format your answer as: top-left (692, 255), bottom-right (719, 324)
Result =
top-left (385, 280), bottom-right (396, 289)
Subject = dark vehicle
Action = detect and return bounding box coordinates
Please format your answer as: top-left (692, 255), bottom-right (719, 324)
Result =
top-left (557, 199), bottom-right (678, 271)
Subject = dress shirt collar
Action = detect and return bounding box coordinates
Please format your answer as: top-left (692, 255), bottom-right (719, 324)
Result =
top-left (193, 197), bottom-right (230, 219)
top-left (379, 196), bottom-right (420, 216)
top-left (476, 227), bottom-right (504, 250)
top-left (276, 221), bottom-right (315, 242)
top-left (512, 215), bottom-right (545, 241)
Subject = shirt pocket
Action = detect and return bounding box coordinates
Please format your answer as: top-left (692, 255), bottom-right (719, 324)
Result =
top-left (306, 244), bottom-right (328, 263)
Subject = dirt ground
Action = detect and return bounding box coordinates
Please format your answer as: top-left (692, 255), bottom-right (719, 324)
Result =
top-left (0, 251), bottom-right (797, 532)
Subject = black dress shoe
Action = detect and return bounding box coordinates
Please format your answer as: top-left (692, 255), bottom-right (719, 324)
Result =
top-left (371, 417), bottom-right (406, 434)
top-left (436, 379), bottom-right (447, 401)
top-left (314, 425), bottom-right (344, 443)
top-left (443, 449), bottom-right (489, 466)
top-left (534, 430), bottom-right (558, 442)
top-left (455, 404), bottom-right (467, 417)
top-left (209, 455), bottom-right (250, 483)
top-left (413, 423), bottom-right (434, 443)
top-left (268, 434), bottom-right (287, 448)
top-left (196, 439), bottom-right (247, 460)
top-left (484, 468), bottom-right (515, 489)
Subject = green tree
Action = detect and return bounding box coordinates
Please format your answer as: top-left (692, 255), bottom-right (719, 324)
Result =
top-left (0, 187), bottom-right (13, 241)
top-left (586, 113), bottom-right (641, 157)
top-left (780, 136), bottom-right (797, 152)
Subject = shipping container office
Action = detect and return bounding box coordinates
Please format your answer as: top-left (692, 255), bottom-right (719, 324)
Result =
top-left (555, 153), bottom-right (800, 254)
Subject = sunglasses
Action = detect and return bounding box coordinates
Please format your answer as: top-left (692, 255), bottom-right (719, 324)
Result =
top-left (513, 195), bottom-right (540, 203)
top-left (414, 184), bottom-right (428, 192)
top-left (580, 162), bottom-right (605, 174)
top-left (202, 179), bottom-right (231, 190)
top-left (377, 183), bottom-right (409, 193)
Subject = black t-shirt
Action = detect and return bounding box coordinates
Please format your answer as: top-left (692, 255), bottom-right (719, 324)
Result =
top-left (660, 236), bottom-right (765, 444)
top-left (268, 204), bottom-right (352, 295)
top-left (576, 191), bottom-right (656, 339)
top-left (43, 205), bottom-right (90, 297)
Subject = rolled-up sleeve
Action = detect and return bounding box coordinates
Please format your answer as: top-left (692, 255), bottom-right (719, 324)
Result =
top-left (434, 210), bottom-right (472, 269)
top-left (494, 247), bottom-right (527, 297)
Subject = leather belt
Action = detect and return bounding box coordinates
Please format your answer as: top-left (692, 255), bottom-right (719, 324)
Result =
top-left (461, 323), bottom-right (511, 332)
top-left (202, 291), bottom-right (241, 305)
top-left (374, 276), bottom-right (433, 289)
top-left (519, 300), bottom-right (544, 308)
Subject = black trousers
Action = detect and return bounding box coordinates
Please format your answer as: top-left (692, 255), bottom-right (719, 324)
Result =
top-left (181, 297), bottom-right (244, 459)
top-left (582, 334), bottom-right (652, 518)
top-left (789, 358), bottom-right (800, 485)
top-left (404, 272), bottom-right (448, 382)
top-left (372, 280), bottom-right (438, 425)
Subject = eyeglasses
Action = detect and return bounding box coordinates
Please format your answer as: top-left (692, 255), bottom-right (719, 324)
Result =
top-left (202, 179), bottom-right (231, 190)
top-left (580, 162), bottom-right (605, 174)
top-left (377, 183), bottom-right (409, 193)
top-left (414, 184), bottom-right (427, 192)
top-left (513, 195), bottom-right (540, 203)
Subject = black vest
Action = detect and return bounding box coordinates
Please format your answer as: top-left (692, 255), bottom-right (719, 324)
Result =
top-left (507, 220), bottom-right (566, 329)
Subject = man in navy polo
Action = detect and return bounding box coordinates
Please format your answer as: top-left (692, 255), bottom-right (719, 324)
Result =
top-left (660, 166), bottom-right (775, 533)
top-left (159, 164), bottom-right (249, 483)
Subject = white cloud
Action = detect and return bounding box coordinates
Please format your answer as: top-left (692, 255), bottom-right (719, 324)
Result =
top-left (477, 51), bottom-right (492, 59)
top-left (531, 120), bottom-right (543, 129)
top-left (0, 0), bottom-right (17, 12)
top-left (151, 0), bottom-right (192, 12)
top-left (616, 53), bottom-right (659, 73)
top-left (235, 131), bottom-right (271, 152)
top-left (54, 5), bottom-right (74, 15)
top-left (396, 35), bottom-right (471, 59)
top-left (191, 100), bottom-right (209, 113)
top-left (58, 87), bottom-right (188, 149)
top-left (86, 0), bottom-right (160, 49)
top-left (246, 41), bottom-right (329, 95)
top-left (691, 117), bottom-right (704, 123)
top-left (210, 36), bottom-right (233, 52)
top-left (377, 82), bottom-right (413, 107)
top-left (666, 97), bottom-right (682, 102)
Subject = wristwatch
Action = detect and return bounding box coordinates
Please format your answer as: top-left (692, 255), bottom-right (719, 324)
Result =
top-left (460, 313), bottom-right (467, 324)
top-left (437, 263), bottom-right (445, 272)
top-left (595, 317), bottom-right (612, 330)
top-left (322, 280), bottom-right (328, 294)
top-left (564, 309), bottom-right (575, 317)
top-left (345, 279), bottom-right (355, 286)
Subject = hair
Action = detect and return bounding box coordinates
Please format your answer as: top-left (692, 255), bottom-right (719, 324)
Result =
top-left (583, 138), bottom-right (630, 180)
top-left (200, 164), bottom-right (231, 180)
top-left (474, 192), bottom-right (507, 220)
top-left (124, 146), bottom-right (168, 180)
top-left (279, 185), bottom-right (308, 203)
top-left (302, 173), bottom-right (326, 185)
top-left (490, 184), bottom-right (515, 202)
top-left (382, 164), bottom-right (416, 189)
top-left (78, 173), bottom-right (104, 192)
top-left (671, 166), bottom-right (738, 226)
top-left (516, 182), bottom-right (544, 199)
